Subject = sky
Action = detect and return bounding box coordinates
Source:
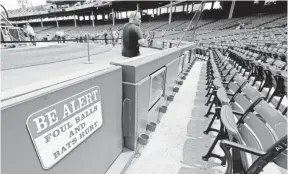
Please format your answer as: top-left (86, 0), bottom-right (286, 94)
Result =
top-left (0, 0), bottom-right (47, 10)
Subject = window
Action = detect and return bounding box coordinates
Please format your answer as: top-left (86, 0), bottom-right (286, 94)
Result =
top-left (149, 67), bottom-right (166, 109)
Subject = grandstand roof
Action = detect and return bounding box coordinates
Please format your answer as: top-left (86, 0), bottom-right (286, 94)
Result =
top-left (46, 0), bottom-right (86, 5)
top-left (111, 1), bottom-right (170, 11)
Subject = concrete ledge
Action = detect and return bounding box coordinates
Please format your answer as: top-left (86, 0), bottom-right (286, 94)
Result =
top-left (105, 148), bottom-right (135, 174)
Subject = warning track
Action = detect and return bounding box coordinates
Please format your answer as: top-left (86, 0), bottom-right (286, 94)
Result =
top-left (1, 44), bottom-right (113, 70)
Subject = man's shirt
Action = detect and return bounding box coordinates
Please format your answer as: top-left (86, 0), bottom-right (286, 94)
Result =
top-left (26, 26), bottom-right (35, 36)
top-left (122, 23), bottom-right (143, 58)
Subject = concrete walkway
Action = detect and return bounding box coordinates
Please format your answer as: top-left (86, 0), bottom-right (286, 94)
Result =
top-left (125, 61), bottom-right (225, 174)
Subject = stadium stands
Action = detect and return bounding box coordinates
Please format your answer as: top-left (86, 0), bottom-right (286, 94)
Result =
top-left (1, 1), bottom-right (287, 174)
top-left (198, 47), bottom-right (287, 173)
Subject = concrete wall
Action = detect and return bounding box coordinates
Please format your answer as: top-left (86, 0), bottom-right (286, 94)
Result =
top-left (111, 42), bottom-right (196, 151)
top-left (1, 66), bottom-right (123, 174)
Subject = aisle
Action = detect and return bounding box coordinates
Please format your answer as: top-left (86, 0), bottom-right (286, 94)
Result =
top-left (124, 61), bottom-right (225, 174)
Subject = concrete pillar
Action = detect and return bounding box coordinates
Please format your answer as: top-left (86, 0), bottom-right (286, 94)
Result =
top-left (192, 3), bottom-right (194, 12)
top-left (183, 4), bottom-right (185, 12)
top-left (186, 3), bottom-right (189, 12)
top-left (40, 17), bottom-right (43, 28)
top-left (169, 0), bottom-right (172, 24)
top-left (112, 8), bottom-right (115, 26)
top-left (211, 1), bottom-right (214, 10)
top-left (74, 15), bottom-right (77, 27)
top-left (228, 0), bottom-right (236, 19)
top-left (137, 3), bottom-right (139, 12)
top-left (159, 8), bottom-right (161, 15)
top-left (91, 11), bottom-right (95, 27)
top-left (126, 11), bottom-right (128, 18)
top-left (55, 17), bottom-right (59, 28)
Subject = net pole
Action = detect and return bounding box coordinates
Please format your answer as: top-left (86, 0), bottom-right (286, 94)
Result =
top-left (177, 0), bottom-right (205, 47)
top-left (85, 34), bottom-right (93, 64)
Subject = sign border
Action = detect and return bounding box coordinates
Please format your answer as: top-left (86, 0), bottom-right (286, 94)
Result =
top-left (26, 86), bottom-right (104, 170)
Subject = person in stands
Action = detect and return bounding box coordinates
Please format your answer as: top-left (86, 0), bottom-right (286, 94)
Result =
top-left (62, 31), bottom-right (66, 43)
top-left (25, 23), bottom-right (36, 46)
top-left (104, 31), bottom-right (108, 45)
top-left (56, 30), bottom-right (61, 43)
top-left (162, 30), bottom-right (165, 37)
top-left (109, 28), bottom-right (115, 47)
top-left (122, 11), bottom-right (147, 58)
top-left (113, 27), bottom-right (119, 45)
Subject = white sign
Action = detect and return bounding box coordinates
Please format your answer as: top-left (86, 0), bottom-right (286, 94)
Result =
top-left (26, 86), bottom-right (103, 169)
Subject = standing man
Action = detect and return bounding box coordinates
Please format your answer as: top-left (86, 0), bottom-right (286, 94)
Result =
top-left (113, 28), bottom-right (119, 45)
top-left (56, 30), bottom-right (61, 43)
top-left (109, 28), bottom-right (115, 47)
top-left (104, 31), bottom-right (108, 45)
top-left (62, 31), bottom-right (66, 43)
top-left (25, 23), bottom-right (36, 46)
top-left (122, 11), bottom-right (147, 58)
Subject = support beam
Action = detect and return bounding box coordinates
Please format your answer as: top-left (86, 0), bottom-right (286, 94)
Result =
top-left (112, 8), bottom-right (115, 26)
top-left (186, 3), bottom-right (189, 12)
top-left (211, 1), bottom-right (214, 10)
top-left (136, 3), bottom-right (139, 12)
top-left (74, 15), bottom-right (77, 27)
top-left (228, 0), bottom-right (236, 19)
top-left (91, 11), bottom-right (95, 27)
top-left (169, 0), bottom-right (172, 24)
top-left (192, 3), bottom-right (194, 12)
top-left (55, 17), bottom-right (59, 28)
top-left (40, 17), bottom-right (43, 28)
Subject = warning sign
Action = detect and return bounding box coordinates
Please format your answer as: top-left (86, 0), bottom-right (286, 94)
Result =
top-left (26, 86), bottom-right (103, 169)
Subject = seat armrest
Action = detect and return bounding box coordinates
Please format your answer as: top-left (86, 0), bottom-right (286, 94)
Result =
top-left (226, 92), bottom-right (234, 96)
top-left (220, 140), bottom-right (266, 156)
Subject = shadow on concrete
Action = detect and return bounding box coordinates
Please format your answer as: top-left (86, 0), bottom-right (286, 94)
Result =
top-left (191, 107), bottom-right (208, 119)
top-left (187, 119), bottom-right (208, 137)
top-left (181, 138), bottom-right (221, 169)
top-left (195, 90), bottom-right (207, 98)
top-left (178, 166), bottom-right (225, 174)
top-left (194, 98), bottom-right (207, 106)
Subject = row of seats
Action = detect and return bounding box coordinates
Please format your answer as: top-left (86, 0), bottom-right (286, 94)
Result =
top-left (198, 43), bottom-right (287, 114)
top-left (228, 47), bottom-right (287, 114)
top-left (198, 48), bottom-right (287, 174)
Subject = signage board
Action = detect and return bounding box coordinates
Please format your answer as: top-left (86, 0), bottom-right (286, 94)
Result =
top-left (26, 86), bottom-right (103, 169)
